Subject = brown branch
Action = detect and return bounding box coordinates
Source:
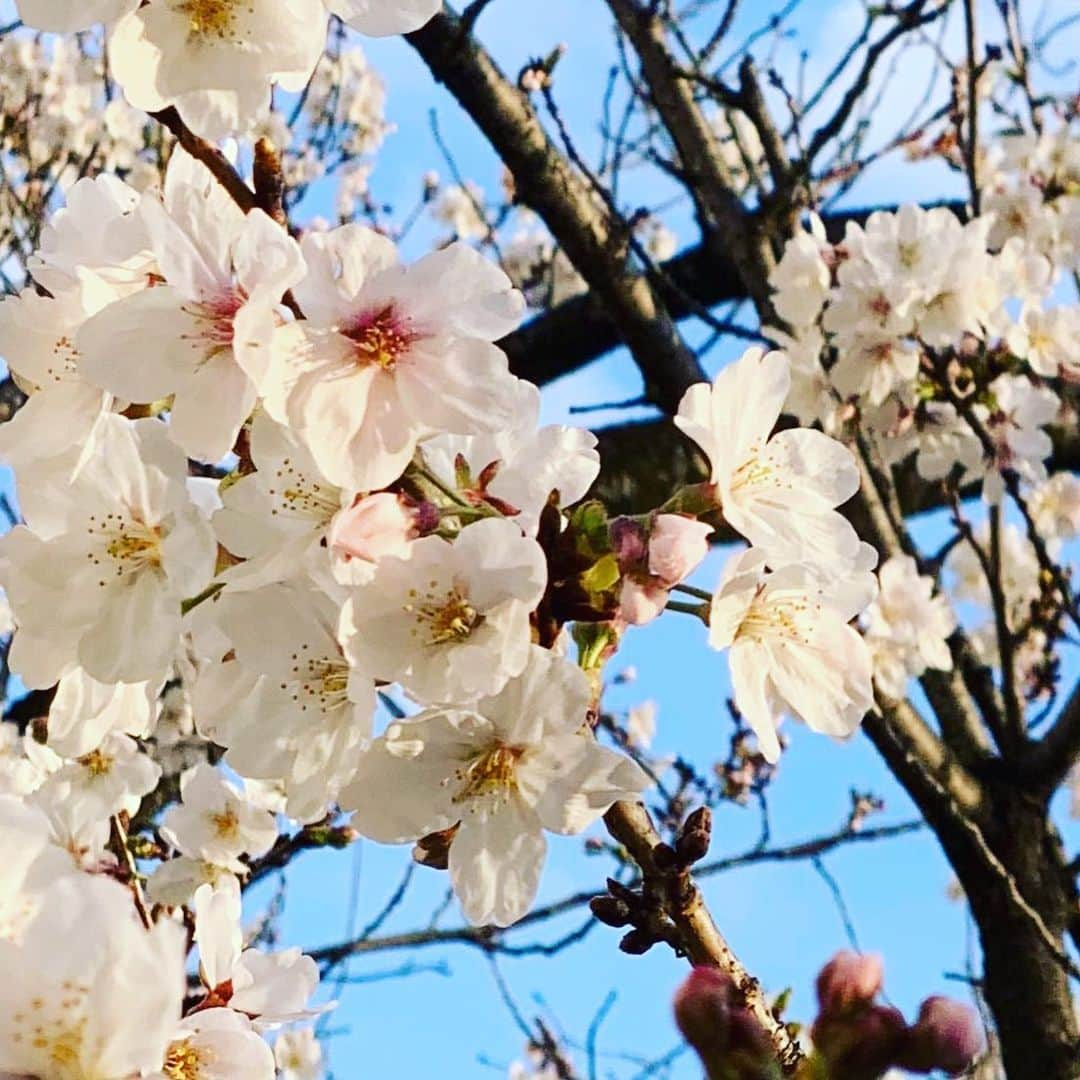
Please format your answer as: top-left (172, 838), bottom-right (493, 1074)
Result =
top-left (1023, 678), bottom-right (1080, 795)
top-left (606, 0), bottom-right (781, 322)
top-left (497, 202), bottom-right (964, 389)
top-left (150, 107), bottom-right (257, 214)
top-left (407, 5), bottom-right (704, 411)
top-left (308, 818), bottom-right (920, 967)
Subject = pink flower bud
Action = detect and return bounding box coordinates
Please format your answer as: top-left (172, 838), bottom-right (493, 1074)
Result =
top-left (610, 516), bottom-right (648, 570)
top-left (329, 493), bottom-right (424, 565)
top-left (619, 577), bottom-right (669, 626)
top-left (648, 514), bottom-right (712, 586)
top-left (674, 967), bottom-right (734, 1053)
top-left (898, 996), bottom-right (984, 1075)
top-left (811, 1003), bottom-right (907, 1080)
top-left (673, 968), bottom-right (774, 1079)
top-left (815, 950), bottom-right (884, 1016)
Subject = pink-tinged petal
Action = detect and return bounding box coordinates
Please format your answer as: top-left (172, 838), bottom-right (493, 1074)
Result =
top-left (77, 287), bottom-right (199, 403)
top-left (396, 337), bottom-right (519, 435)
top-left (395, 243), bottom-right (525, 340)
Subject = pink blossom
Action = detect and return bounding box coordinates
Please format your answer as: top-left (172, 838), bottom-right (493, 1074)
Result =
top-left (647, 514), bottom-right (711, 585)
top-left (329, 493), bottom-right (419, 565)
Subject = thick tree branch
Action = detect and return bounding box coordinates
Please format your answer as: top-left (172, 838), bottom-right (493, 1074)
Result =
top-left (407, 6), bottom-right (704, 411)
top-left (498, 203), bottom-right (964, 388)
top-left (1023, 678), bottom-right (1080, 795)
top-left (605, 0), bottom-right (781, 321)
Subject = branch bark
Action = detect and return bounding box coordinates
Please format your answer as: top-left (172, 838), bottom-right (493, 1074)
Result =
top-left (407, 5), bottom-right (704, 411)
top-left (497, 203), bottom-right (964, 389)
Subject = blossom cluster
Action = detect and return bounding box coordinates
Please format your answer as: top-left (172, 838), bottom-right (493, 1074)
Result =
top-left (15, 0), bottom-right (440, 140)
top-left (0, 115), bottom-right (892, 1072)
top-left (767, 136), bottom-right (1080, 699)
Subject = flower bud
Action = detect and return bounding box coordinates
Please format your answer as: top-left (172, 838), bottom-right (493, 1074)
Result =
top-left (898, 996), bottom-right (984, 1075)
top-left (648, 514), bottom-right (712, 586)
top-left (619, 577), bottom-right (669, 626)
top-left (815, 950), bottom-right (884, 1016)
top-left (674, 967), bottom-right (735, 1056)
top-left (610, 516), bottom-right (648, 570)
top-left (589, 895), bottom-right (632, 928)
top-left (676, 806), bottom-right (712, 864)
top-left (811, 1003), bottom-right (907, 1080)
top-left (619, 928), bottom-right (656, 955)
top-left (673, 968), bottom-right (775, 1080)
top-left (329, 492), bottom-right (430, 565)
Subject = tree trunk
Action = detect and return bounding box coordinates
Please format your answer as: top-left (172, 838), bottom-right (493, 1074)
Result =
top-left (959, 793), bottom-right (1079, 1078)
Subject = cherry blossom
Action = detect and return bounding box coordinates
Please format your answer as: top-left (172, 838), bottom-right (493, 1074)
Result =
top-left (0, 416), bottom-right (217, 687)
top-left (340, 517), bottom-right (547, 703)
top-left (708, 549), bottom-right (876, 763)
top-left (107, 0), bottom-right (327, 139)
top-left (261, 225), bottom-right (525, 491)
top-left (78, 150), bottom-right (305, 462)
top-left (675, 347), bottom-right (862, 570)
top-left (194, 584), bottom-right (374, 822)
top-left (160, 763), bottom-right (278, 873)
top-left (0, 874), bottom-right (185, 1080)
top-left (863, 555), bottom-right (955, 699)
top-left (341, 646), bottom-right (651, 926)
top-left (419, 379), bottom-right (600, 535)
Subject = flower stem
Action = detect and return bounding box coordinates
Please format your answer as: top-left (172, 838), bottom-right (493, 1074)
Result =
top-left (665, 598), bottom-right (709, 621)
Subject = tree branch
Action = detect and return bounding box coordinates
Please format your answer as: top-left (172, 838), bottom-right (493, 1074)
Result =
top-left (497, 203), bottom-right (964, 389)
top-left (1023, 678), bottom-right (1080, 795)
top-left (310, 816), bottom-right (919, 962)
top-left (602, 799), bottom-right (804, 1071)
top-left (407, 5), bottom-right (704, 411)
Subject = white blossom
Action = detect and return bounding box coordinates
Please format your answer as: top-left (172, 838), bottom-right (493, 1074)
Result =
top-left (341, 646), bottom-right (651, 926)
top-left (0, 874), bottom-right (185, 1080)
top-left (262, 225), bottom-right (525, 491)
top-left (863, 555), bottom-right (955, 698)
top-left (340, 517), bottom-right (547, 703)
top-left (675, 347), bottom-right (862, 570)
top-left (708, 548), bottom-right (876, 763)
top-left (161, 763), bottom-right (278, 872)
top-left (0, 416), bottom-right (217, 687)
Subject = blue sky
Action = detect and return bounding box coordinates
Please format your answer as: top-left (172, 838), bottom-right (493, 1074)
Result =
top-left (249, 3), bottom-right (1080, 1077)
top-left (2, 0), bottom-right (1078, 1075)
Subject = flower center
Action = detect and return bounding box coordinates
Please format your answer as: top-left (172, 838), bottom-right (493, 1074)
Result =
top-left (343, 305), bottom-right (417, 371)
top-left (453, 744), bottom-right (524, 805)
top-left (87, 513), bottom-right (163, 585)
top-left (77, 749), bottom-right (115, 778)
top-left (209, 807), bottom-right (240, 841)
top-left (177, 0), bottom-right (238, 40)
top-left (735, 590), bottom-right (815, 645)
top-left (11, 990), bottom-right (90, 1073)
top-left (46, 334), bottom-right (80, 382)
top-left (164, 1039), bottom-right (208, 1080)
top-left (729, 448), bottom-right (774, 493)
top-left (181, 290), bottom-right (245, 362)
top-left (267, 459), bottom-right (341, 525)
top-left (405, 584), bottom-right (482, 646)
top-left (288, 651), bottom-right (352, 714)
